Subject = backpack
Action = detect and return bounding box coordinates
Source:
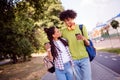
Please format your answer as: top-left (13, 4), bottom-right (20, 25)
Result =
top-left (43, 56), bottom-right (55, 73)
top-left (79, 24), bottom-right (96, 61)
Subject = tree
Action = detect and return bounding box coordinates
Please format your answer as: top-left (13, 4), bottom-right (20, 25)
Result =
top-left (111, 20), bottom-right (119, 29)
top-left (110, 20), bottom-right (120, 42)
top-left (0, 0), bottom-right (64, 63)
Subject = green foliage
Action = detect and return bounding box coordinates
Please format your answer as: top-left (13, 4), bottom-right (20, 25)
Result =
top-left (0, 0), bottom-right (15, 23)
top-left (110, 20), bottom-right (120, 42)
top-left (98, 48), bottom-right (120, 54)
top-left (0, 0), bottom-right (64, 62)
top-left (110, 20), bottom-right (119, 29)
top-left (35, 0), bottom-right (64, 27)
top-left (17, 37), bottom-right (33, 56)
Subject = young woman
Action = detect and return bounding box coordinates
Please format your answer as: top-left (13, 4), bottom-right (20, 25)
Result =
top-left (44, 26), bottom-right (74, 80)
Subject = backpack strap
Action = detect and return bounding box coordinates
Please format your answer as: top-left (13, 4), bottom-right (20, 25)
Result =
top-left (79, 24), bottom-right (84, 36)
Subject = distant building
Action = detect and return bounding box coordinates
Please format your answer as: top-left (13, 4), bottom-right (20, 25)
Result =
top-left (91, 13), bottom-right (120, 39)
top-left (107, 14), bottom-right (120, 36)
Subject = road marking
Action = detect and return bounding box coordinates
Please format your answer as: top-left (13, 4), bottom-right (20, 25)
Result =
top-left (104, 56), bottom-right (108, 58)
top-left (99, 55), bottom-right (102, 57)
top-left (110, 55), bottom-right (117, 58)
top-left (112, 58), bottom-right (117, 61)
top-left (93, 60), bottom-right (120, 77)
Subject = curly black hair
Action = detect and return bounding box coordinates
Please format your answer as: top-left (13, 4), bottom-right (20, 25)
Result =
top-left (59, 9), bottom-right (77, 21)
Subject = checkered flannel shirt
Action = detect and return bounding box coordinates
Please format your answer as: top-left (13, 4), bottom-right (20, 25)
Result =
top-left (53, 41), bottom-right (73, 70)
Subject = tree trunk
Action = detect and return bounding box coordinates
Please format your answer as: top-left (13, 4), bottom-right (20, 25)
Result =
top-left (107, 30), bottom-right (113, 48)
top-left (116, 29), bottom-right (120, 43)
top-left (23, 54), bottom-right (27, 61)
top-left (11, 54), bottom-right (18, 64)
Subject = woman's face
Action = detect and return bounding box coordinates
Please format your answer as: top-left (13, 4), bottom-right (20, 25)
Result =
top-left (52, 28), bottom-right (61, 40)
top-left (64, 18), bottom-right (75, 27)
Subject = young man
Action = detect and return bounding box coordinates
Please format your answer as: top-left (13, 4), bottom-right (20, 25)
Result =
top-left (59, 9), bottom-right (92, 80)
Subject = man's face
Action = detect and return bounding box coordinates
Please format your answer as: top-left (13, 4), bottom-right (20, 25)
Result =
top-left (64, 18), bottom-right (75, 27)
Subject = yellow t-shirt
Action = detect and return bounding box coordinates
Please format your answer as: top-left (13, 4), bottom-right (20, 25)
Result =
top-left (62, 24), bottom-right (89, 60)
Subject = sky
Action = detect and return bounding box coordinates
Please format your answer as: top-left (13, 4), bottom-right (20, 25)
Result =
top-left (60, 0), bottom-right (120, 31)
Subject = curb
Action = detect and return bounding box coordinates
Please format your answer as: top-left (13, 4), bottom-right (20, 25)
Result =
top-left (93, 60), bottom-right (120, 77)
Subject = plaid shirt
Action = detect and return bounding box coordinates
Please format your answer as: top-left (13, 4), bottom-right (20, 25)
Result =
top-left (53, 40), bottom-right (73, 70)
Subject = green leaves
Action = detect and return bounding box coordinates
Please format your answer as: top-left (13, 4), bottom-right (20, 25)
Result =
top-left (110, 20), bottom-right (119, 29)
top-left (0, 0), bottom-right (64, 62)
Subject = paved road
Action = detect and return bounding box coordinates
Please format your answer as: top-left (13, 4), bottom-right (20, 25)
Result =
top-left (91, 60), bottom-right (120, 80)
top-left (41, 59), bottom-right (120, 80)
top-left (41, 38), bottom-right (120, 80)
top-left (95, 51), bottom-right (120, 74)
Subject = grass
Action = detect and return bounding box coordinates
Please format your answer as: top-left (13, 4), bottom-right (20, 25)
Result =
top-left (98, 48), bottom-right (120, 54)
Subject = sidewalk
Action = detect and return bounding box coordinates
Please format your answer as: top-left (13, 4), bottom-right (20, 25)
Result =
top-left (41, 60), bottom-right (120, 80)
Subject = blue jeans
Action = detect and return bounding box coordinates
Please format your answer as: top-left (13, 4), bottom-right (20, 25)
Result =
top-left (55, 61), bottom-right (74, 80)
top-left (73, 58), bottom-right (92, 80)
